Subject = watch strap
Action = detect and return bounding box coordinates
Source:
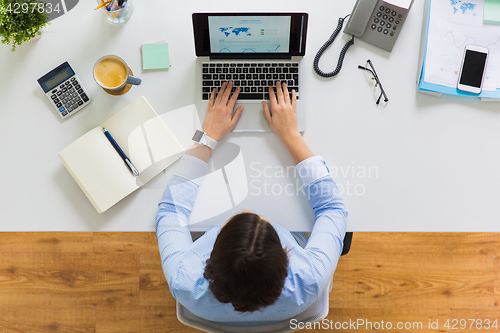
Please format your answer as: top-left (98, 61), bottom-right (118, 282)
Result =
top-left (203, 134), bottom-right (218, 150)
top-left (192, 130), bottom-right (218, 150)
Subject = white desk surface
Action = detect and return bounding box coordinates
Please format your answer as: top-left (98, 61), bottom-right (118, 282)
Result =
top-left (1, 0), bottom-right (499, 232)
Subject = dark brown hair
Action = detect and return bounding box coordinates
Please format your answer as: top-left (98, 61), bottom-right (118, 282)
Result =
top-left (203, 213), bottom-right (289, 312)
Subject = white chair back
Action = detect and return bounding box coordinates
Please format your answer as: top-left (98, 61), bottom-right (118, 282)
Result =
top-left (176, 280), bottom-right (332, 333)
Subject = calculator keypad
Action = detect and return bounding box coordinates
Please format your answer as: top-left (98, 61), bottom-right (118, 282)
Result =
top-left (48, 75), bottom-right (91, 119)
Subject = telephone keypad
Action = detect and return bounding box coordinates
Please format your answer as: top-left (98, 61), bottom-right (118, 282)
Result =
top-left (372, 5), bottom-right (404, 38)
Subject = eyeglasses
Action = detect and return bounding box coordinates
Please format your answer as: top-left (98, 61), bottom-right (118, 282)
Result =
top-left (358, 60), bottom-right (388, 105)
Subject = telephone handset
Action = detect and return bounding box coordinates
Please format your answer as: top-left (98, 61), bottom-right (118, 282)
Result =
top-left (344, 0), bottom-right (414, 52)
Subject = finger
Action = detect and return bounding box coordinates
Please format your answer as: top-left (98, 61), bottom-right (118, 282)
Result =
top-left (268, 85), bottom-right (277, 108)
top-left (209, 88), bottom-right (216, 106)
top-left (215, 82), bottom-right (227, 104)
top-left (231, 106), bottom-right (244, 126)
top-left (228, 86), bottom-right (241, 108)
top-left (275, 81), bottom-right (284, 104)
top-left (282, 82), bottom-right (290, 104)
top-left (222, 81), bottom-right (233, 106)
top-left (291, 89), bottom-right (297, 108)
top-left (262, 101), bottom-right (272, 125)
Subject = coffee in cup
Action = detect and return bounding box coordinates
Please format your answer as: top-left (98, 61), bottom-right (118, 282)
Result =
top-left (93, 55), bottom-right (141, 92)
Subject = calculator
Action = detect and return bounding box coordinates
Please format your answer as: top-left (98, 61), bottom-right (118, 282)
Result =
top-left (37, 62), bottom-right (92, 119)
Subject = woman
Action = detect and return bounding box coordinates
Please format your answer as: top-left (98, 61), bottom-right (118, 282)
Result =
top-left (156, 81), bottom-right (347, 325)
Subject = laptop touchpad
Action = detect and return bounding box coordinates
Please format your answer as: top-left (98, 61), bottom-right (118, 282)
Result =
top-left (232, 102), bottom-right (271, 132)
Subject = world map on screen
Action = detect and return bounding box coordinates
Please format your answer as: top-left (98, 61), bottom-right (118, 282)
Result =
top-left (450, 0), bottom-right (477, 15)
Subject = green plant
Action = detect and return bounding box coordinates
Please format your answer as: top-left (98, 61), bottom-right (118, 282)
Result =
top-left (0, 0), bottom-right (49, 51)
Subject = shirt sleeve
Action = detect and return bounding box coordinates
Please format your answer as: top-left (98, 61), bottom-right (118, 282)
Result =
top-left (155, 154), bottom-right (208, 291)
top-left (296, 156), bottom-right (348, 296)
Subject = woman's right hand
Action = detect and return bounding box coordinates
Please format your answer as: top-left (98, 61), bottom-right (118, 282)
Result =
top-left (262, 82), bottom-right (300, 143)
top-left (262, 81), bottom-right (313, 165)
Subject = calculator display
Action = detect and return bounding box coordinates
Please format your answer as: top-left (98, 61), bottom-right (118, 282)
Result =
top-left (45, 70), bottom-right (71, 90)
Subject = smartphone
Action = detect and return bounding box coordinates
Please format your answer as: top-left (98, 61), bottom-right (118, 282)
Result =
top-left (457, 45), bottom-right (489, 94)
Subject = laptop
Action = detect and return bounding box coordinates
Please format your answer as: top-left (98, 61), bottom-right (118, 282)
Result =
top-left (192, 13), bottom-right (309, 132)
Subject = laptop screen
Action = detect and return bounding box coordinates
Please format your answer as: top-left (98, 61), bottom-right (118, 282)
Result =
top-left (193, 13), bottom-right (308, 59)
top-left (208, 16), bottom-right (291, 54)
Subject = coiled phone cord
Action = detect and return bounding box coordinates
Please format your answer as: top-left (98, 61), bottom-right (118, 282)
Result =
top-left (313, 15), bottom-right (355, 78)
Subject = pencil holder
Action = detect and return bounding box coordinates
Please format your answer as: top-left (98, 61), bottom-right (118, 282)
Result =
top-left (97, 0), bottom-right (134, 24)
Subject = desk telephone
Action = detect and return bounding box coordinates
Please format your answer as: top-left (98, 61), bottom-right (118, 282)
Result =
top-left (313, 0), bottom-right (414, 77)
top-left (344, 0), bottom-right (414, 52)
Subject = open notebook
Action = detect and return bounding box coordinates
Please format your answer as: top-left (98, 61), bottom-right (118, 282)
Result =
top-left (58, 96), bottom-right (185, 213)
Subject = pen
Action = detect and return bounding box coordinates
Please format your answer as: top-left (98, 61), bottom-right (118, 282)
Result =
top-left (106, 0), bottom-right (116, 11)
top-left (102, 127), bottom-right (140, 177)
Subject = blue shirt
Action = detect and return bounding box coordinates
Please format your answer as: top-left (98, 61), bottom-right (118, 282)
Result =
top-left (156, 154), bottom-right (347, 325)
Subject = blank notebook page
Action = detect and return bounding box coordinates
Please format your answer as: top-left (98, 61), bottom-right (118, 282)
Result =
top-left (58, 127), bottom-right (140, 213)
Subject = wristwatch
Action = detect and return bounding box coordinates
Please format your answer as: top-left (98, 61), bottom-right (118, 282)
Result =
top-left (192, 130), bottom-right (218, 150)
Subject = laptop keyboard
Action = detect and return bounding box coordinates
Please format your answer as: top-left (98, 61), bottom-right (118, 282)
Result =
top-left (202, 62), bottom-right (299, 101)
